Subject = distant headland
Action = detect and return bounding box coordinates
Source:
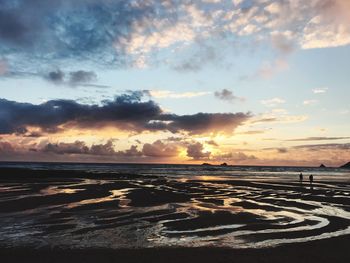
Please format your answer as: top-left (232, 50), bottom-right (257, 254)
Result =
top-left (202, 162), bottom-right (229, 166)
top-left (340, 162), bottom-right (350, 169)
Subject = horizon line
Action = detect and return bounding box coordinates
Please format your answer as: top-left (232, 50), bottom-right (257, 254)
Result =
top-left (0, 160), bottom-right (347, 169)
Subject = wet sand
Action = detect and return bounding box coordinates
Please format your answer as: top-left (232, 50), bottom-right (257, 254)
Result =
top-left (0, 167), bottom-right (350, 262)
top-left (1, 235), bottom-right (350, 263)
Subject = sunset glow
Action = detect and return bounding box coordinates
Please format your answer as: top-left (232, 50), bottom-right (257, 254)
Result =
top-left (0, 0), bottom-right (349, 166)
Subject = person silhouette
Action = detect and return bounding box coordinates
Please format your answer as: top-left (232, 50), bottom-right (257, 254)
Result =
top-left (299, 173), bottom-right (303, 182)
top-left (309, 174), bottom-right (313, 184)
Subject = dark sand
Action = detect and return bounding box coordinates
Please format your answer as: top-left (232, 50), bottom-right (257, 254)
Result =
top-left (1, 167), bottom-right (350, 262)
top-left (1, 235), bottom-right (350, 263)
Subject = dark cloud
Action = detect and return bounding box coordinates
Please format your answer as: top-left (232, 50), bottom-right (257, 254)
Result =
top-left (42, 139), bottom-right (142, 157)
top-left (286, 137), bottom-right (350, 142)
top-left (2, 138), bottom-right (180, 159)
top-left (120, 145), bottom-right (142, 157)
top-left (187, 142), bottom-right (211, 160)
top-left (23, 131), bottom-right (43, 138)
top-left (277, 147), bottom-right (288, 153)
top-left (47, 69), bottom-right (65, 84)
top-left (0, 92), bottom-right (250, 135)
top-left (158, 112), bottom-right (251, 135)
top-left (46, 69), bottom-right (97, 86)
top-left (265, 143), bottom-right (350, 153)
top-left (142, 140), bottom-right (179, 158)
top-left (69, 70), bottom-right (97, 84)
top-left (89, 140), bottom-right (116, 156)
top-left (43, 141), bottom-right (89, 155)
top-left (293, 143), bottom-right (350, 151)
top-left (1, 0), bottom-right (341, 74)
top-left (0, 92), bottom-right (161, 134)
top-left (206, 140), bottom-right (218, 147)
top-left (0, 7), bottom-right (34, 46)
top-left (0, 0), bottom-right (168, 69)
top-left (214, 89), bottom-right (244, 103)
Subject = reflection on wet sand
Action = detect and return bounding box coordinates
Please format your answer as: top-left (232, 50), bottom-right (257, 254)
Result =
top-left (0, 168), bottom-right (350, 249)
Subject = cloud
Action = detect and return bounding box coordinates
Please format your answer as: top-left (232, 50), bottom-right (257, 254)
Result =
top-left (1, 0), bottom-right (349, 73)
top-left (46, 69), bottom-right (65, 84)
top-left (339, 109), bottom-right (350, 115)
top-left (232, 0), bottom-right (243, 6)
top-left (301, 0), bottom-right (350, 49)
top-left (1, 137), bottom-right (180, 159)
top-left (251, 111), bottom-right (308, 124)
top-left (41, 138), bottom-right (184, 158)
top-left (312, 87), bottom-right (328, 94)
top-left (265, 2), bottom-right (282, 15)
top-left (2, 136), bottom-right (184, 160)
top-left (214, 89), bottom-right (245, 103)
top-left (46, 69), bottom-right (97, 86)
top-left (159, 112), bottom-right (251, 135)
top-left (303, 99), bottom-right (318, 105)
top-left (120, 145), bottom-right (143, 157)
top-left (228, 152), bottom-right (257, 161)
top-left (0, 0), bottom-right (159, 66)
top-left (148, 90), bottom-right (209, 99)
top-left (142, 140), bottom-right (179, 157)
top-left (89, 140), bottom-right (118, 156)
top-left (251, 117), bottom-right (278, 124)
top-left (293, 143), bottom-right (350, 151)
top-left (0, 7), bottom-right (33, 46)
top-left (206, 140), bottom-right (219, 147)
top-left (286, 137), bottom-right (350, 142)
top-left (213, 151), bottom-right (257, 161)
top-left (187, 142), bottom-right (211, 160)
top-left (0, 92), bottom-right (251, 135)
top-left (261, 97), bottom-right (286, 107)
top-left (277, 147), bottom-right (288, 153)
top-left (43, 141), bottom-right (89, 155)
top-left (69, 71), bottom-right (97, 85)
top-left (270, 30), bottom-right (296, 55)
top-left (0, 92), bottom-right (162, 134)
top-left (238, 130), bottom-right (266, 135)
top-left (42, 139), bottom-right (142, 157)
top-left (0, 140), bottom-right (15, 154)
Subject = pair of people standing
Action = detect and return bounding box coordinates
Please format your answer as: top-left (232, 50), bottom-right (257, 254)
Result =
top-left (299, 173), bottom-right (313, 184)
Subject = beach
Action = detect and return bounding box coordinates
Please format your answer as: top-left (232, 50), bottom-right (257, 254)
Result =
top-left (0, 164), bottom-right (349, 262)
top-left (1, 235), bottom-right (350, 263)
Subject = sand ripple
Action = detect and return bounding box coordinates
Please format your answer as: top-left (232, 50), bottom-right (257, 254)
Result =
top-left (0, 169), bottom-right (350, 249)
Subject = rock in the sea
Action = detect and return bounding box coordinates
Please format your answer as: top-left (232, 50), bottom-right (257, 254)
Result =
top-left (340, 162), bottom-right (350, 169)
top-left (220, 162), bottom-right (228, 166)
top-left (319, 164), bottom-right (326, 168)
top-left (201, 162), bottom-right (212, 166)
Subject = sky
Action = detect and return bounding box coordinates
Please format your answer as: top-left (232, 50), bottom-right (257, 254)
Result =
top-left (0, 0), bottom-right (349, 166)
